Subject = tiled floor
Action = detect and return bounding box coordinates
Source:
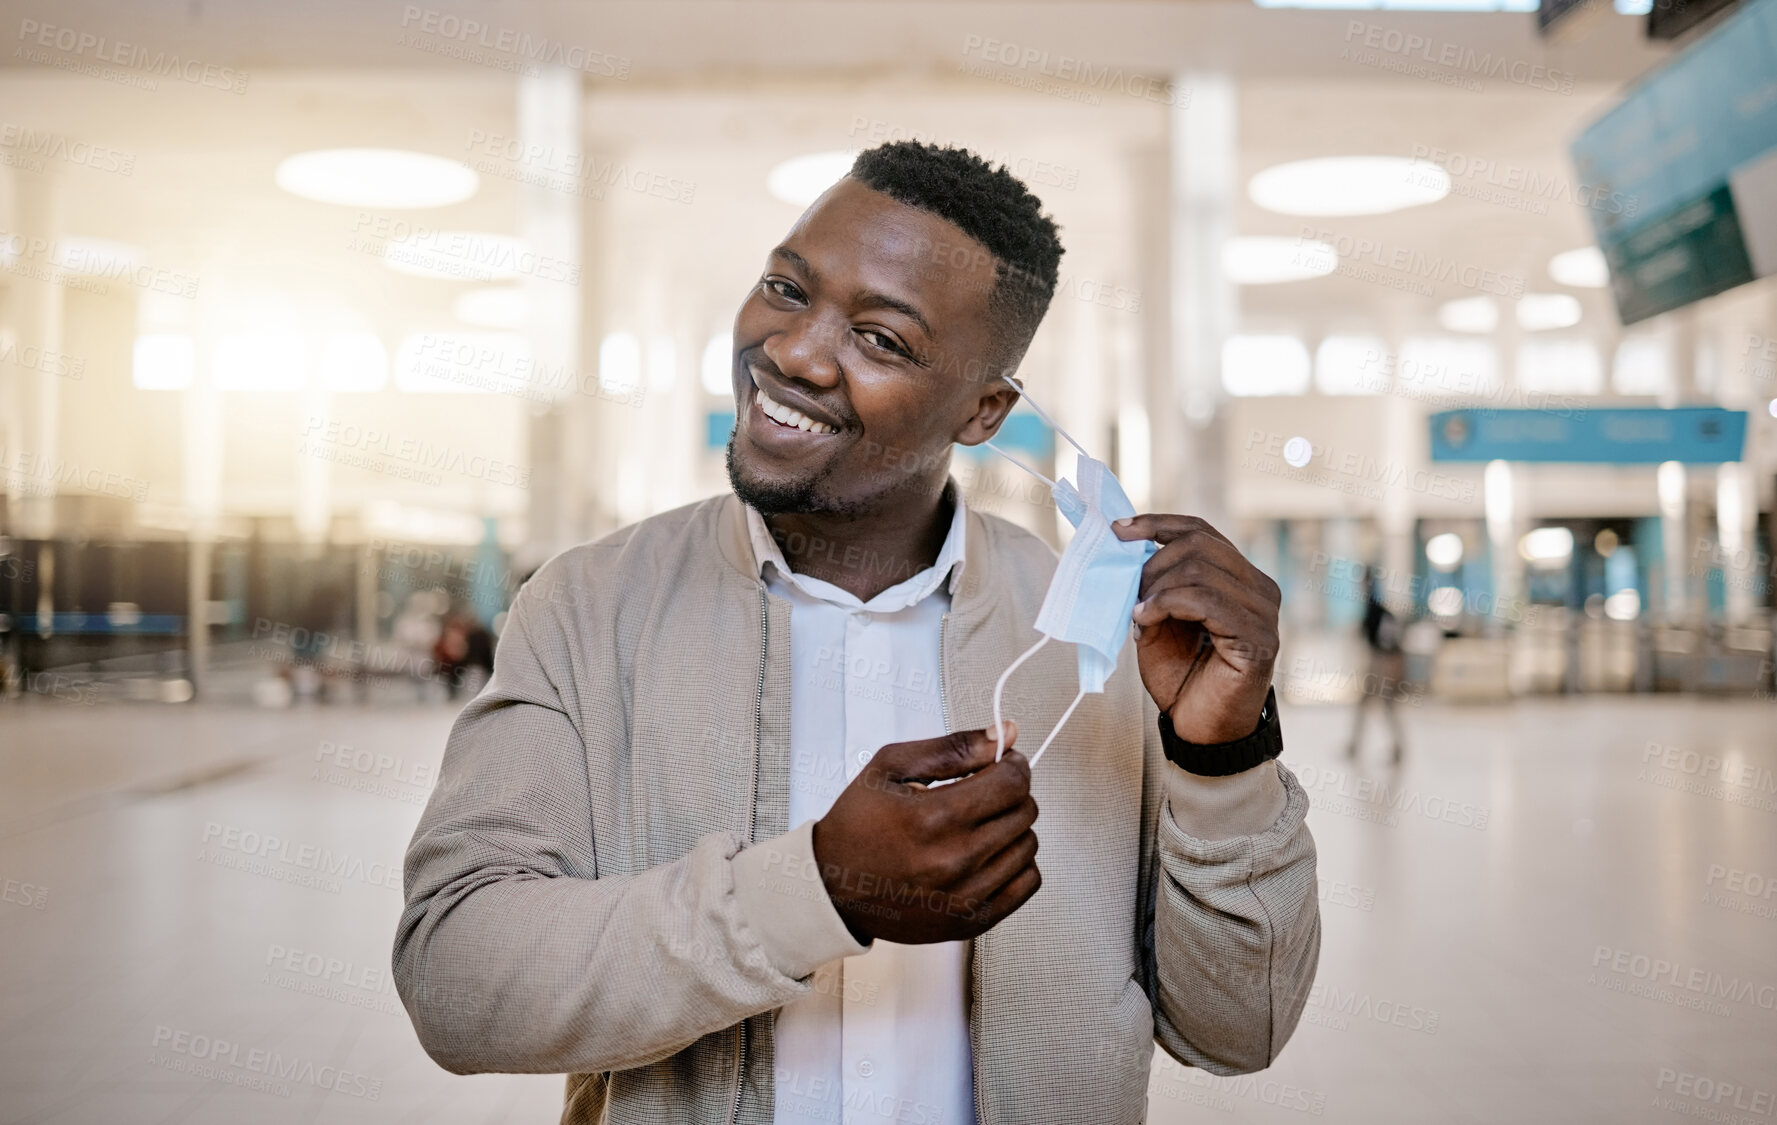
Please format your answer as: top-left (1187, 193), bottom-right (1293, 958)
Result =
top-left (2, 694), bottom-right (1773, 1124)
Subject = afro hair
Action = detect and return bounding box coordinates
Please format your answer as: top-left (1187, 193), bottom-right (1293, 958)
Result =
top-left (849, 140), bottom-right (1065, 366)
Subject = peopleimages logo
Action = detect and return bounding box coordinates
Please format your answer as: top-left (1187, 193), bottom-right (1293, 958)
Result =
top-left (1291, 763), bottom-right (1490, 830)
top-left (0, 233), bottom-right (200, 298)
top-left (958, 34), bottom-right (1189, 107)
top-left (0, 123), bottom-right (136, 176)
top-left (1408, 144), bottom-right (1637, 219)
top-left (397, 6), bottom-right (629, 78)
top-left (1653, 1068), bottom-right (1777, 1118)
top-left (1639, 740), bottom-right (1777, 813)
top-left (1295, 226), bottom-right (1524, 298)
top-left (463, 130), bottom-right (695, 205)
top-left (198, 821), bottom-right (403, 892)
top-left (1703, 863), bottom-right (1777, 921)
top-left (149, 1025), bottom-right (381, 1100)
top-left (299, 415), bottom-right (530, 489)
top-left (1341, 21), bottom-right (1573, 94)
top-left (14, 18), bottom-right (250, 94)
top-left (1591, 945), bottom-right (1776, 1014)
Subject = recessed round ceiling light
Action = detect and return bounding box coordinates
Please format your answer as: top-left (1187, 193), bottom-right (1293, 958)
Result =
top-left (276, 148), bottom-right (479, 208)
top-left (1428, 586), bottom-right (1465, 617)
top-left (767, 151), bottom-right (857, 207)
top-left (1248, 156), bottom-right (1450, 217)
top-left (1548, 246), bottom-right (1610, 288)
top-left (1605, 589), bottom-right (1640, 621)
top-left (1222, 236), bottom-right (1338, 285)
top-left (1519, 526), bottom-right (1574, 564)
top-left (454, 287), bottom-right (530, 328)
top-left (384, 232), bottom-right (531, 282)
top-left (1516, 293), bottom-right (1583, 332)
top-left (1438, 296), bottom-right (1499, 334)
top-left (1426, 532), bottom-right (1465, 570)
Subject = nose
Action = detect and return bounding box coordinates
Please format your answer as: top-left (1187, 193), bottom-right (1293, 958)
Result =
top-left (761, 310), bottom-right (843, 390)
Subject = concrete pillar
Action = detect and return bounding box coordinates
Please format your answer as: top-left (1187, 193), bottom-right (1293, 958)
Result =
top-left (1168, 71), bottom-right (1237, 529)
top-left (185, 538), bottom-right (212, 697)
top-left (1657, 459), bottom-right (1689, 622)
top-left (176, 261), bottom-right (225, 697)
top-left (1665, 307), bottom-right (1698, 407)
top-left (1058, 294), bottom-right (1106, 531)
top-left (1486, 459), bottom-right (1525, 631)
top-left (1716, 460), bottom-right (1757, 624)
top-left (1112, 313), bottom-right (1150, 512)
top-left (520, 66), bottom-right (584, 555)
top-left (292, 381), bottom-right (333, 552)
top-left (1375, 305), bottom-right (1418, 612)
top-left (355, 545), bottom-right (379, 645)
top-left (1132, 144), bottom-right (1176, 517)
top-left (3, 169), bottom-right (64, 541)
top-left (1378, 390), bottom-right (1418, 613)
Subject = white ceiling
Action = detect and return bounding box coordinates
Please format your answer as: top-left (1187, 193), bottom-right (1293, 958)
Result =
top-left (0, 0), bottom-right (1710, 354)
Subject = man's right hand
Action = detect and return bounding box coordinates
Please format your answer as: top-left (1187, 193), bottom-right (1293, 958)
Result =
top-left (811, 722), bottom-right (1041, 945)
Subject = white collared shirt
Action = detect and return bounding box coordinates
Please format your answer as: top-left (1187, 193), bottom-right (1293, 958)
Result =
top-left (745, 498), bottom-right (976, 1125)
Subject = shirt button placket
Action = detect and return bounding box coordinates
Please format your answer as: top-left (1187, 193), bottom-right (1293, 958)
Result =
top-left (843, 611), bottom-right (866, 782)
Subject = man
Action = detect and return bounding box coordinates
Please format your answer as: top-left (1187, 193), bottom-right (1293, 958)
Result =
top-left (1347, 565), bottom-right (1408, 765)
top-left (395, 141), bottom-right (1320, 1124)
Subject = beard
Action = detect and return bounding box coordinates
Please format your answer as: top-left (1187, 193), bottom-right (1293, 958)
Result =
top-left (724, 428), bottom-right (869, 518)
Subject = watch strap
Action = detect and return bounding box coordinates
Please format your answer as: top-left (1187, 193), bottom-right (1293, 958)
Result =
top-left (1158, 686), bottom-right (1284, 777)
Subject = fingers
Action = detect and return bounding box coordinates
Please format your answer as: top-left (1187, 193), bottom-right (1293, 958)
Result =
top-left (1114, 513), bottom-right (1234, 550)
top-left (1116, 513), bottom-right (1283, 618)
top-left (969, 857), bottom-right (1043, 927)
top-left (1132, 584), bottom-right (1274, 658)
top-left (1136, 554), bottom-right (1278, 623)
top-left (1122, 518), bottom-right (1279, 597)
top-left (961, 785), bottom-right (1039, 856)
top-left (874, 726), bottom-right (1007, 784)
top-left (933, 747), bottom-right (1032, 827)
top-left (958, 826), bottom-right (1038, 902)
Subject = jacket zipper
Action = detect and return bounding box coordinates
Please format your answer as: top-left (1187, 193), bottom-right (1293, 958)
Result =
top-left (731, 584), bottom-right (768, 1125)
top-left (940, 613), bottom-right (990, 1125)
top-left (938, 613), bottom-right (951, 731)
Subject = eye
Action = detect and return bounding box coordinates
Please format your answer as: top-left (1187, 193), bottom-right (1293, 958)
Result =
top-left (761, 276), bottom-right (804, 304)
top-left (858, 328), bottom-right (910, 357)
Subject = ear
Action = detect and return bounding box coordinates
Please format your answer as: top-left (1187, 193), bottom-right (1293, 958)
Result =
top-left (953, 373), bottom-right (1021, 447)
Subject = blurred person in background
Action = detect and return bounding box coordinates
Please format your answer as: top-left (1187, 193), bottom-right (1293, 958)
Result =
top-left (432, 603), bottom-right (495, 701)
top-left (392, 589), bottom-right (446, 699)
top-left (394, 141), bottom-right (1318, 1124)
top-left (283, 574), bottom-right (349, 702)
top-left (1347, 565), bottom-right (1408, 765)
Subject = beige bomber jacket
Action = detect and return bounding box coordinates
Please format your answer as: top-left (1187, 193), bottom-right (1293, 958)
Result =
top-left (394, 490), bottom-right (1321, 1125)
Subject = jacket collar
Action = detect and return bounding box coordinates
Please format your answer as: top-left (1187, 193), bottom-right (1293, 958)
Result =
top-left (715, 481), bottom-right (994, 616)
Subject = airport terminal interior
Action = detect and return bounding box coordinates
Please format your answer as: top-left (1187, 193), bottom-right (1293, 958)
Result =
top-left (2, 0), bottom-right (1775, 1121)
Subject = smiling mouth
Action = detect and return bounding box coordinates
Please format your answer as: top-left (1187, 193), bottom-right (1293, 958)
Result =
top-left (750, 367), bottom-right (838, 434)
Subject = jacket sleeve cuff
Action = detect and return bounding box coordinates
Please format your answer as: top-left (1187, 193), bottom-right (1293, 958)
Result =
top-left (732, 819), bottom-right (870, 980)
top-left (1163, 758), bottom-right (1289, 842)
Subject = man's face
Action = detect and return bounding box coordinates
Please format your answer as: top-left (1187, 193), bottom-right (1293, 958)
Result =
top-left (726, 176), bottom-right (1018, 517)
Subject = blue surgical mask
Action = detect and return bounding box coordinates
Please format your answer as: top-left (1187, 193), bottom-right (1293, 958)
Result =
top-left (984, 377), bottom-right (1157, 765)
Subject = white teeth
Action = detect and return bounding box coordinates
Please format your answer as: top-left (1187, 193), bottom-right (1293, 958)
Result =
top-left (754, 385), bottom-right (836, 434)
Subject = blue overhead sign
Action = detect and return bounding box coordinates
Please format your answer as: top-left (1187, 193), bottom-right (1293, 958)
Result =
top-left (1569, 0), bottom-right (1777, 324)
top-left (1429, 407), bottom-right (1747, 463)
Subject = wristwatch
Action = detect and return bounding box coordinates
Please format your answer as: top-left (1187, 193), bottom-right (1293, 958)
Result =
top-left (1157, 686), bottom-right (1283, 777)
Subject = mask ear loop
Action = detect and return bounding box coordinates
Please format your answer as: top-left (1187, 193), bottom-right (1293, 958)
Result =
top-left (1027, 686), bottom-right (1085, 769)
top-left (984, 375), bottom-right (1096, 770)
top-left (983, 440), bottom-right (1057, 489)
top-left (991, 633), bottom-right (1048, 761)
top-left (998, 373), bottom-right (1093, 461)
top-left (990, 636), bottom-right (1088, 768)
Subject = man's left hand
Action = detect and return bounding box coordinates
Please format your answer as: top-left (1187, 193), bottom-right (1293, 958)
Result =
top-left (1113, 514), bottom-right (1281, 745)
